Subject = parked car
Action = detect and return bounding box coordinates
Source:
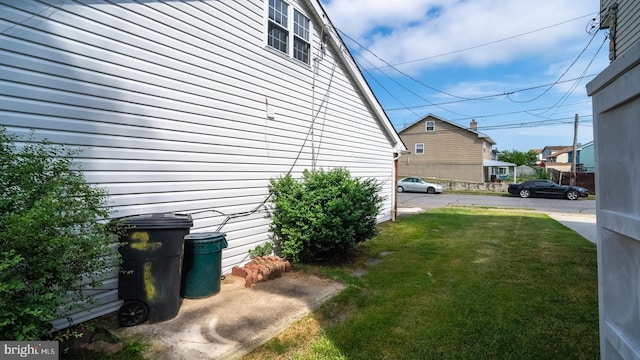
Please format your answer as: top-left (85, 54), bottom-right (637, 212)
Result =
top-left (397, 177), bottom-right (444, 194)
top-left (507, 179), bottom-right (589, 200)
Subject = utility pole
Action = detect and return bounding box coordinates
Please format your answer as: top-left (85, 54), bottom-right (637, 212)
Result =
top-left (571, 114), bottom-right (578, 186)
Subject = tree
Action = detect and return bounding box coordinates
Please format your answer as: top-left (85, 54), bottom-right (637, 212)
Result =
top-left (0, 128), bottom-right (121, 340)
top-left (498, 150), bottom-right (538, 167)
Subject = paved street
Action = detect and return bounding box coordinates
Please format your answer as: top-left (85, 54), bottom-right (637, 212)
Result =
top-left (397, 192), bottom-right (597, 243)
top-left (398, 193), bottom-right (595, 214)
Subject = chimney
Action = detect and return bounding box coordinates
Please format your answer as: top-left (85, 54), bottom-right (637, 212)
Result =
top-left (470, 119), bottom-right (477, 131)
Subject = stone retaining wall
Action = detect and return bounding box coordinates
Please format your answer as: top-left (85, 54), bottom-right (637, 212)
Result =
top-left (441, 181), bottom-right (510, 193)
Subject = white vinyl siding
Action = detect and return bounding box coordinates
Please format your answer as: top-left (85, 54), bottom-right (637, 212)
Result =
top-left (601, 0), bottom-right (640, 61)
top-left (587, 40), bottom-right (640, 360)
top-left (1, 0), bottom-right (399, 329)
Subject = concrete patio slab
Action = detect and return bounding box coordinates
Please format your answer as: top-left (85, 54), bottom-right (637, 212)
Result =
top-left (119, 272), bottom-right (346, 359)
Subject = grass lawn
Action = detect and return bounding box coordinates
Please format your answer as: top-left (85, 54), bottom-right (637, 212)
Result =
top-left (243, 207), bottom-right (599, 360)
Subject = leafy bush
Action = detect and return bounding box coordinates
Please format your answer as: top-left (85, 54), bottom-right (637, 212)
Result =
top-left (0, 128), bottom-right (120, 340)
top-left (248, 241), bottom-right (274, 258)
top-left (268, 168), bottom-right (383, 263)
top-left (536, 167), bottom-right (549, 179)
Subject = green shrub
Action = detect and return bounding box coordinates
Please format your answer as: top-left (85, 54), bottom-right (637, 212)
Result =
top-left (268, 168), bottom-right (383, 263)
top-left (0, 128), bottom-right (121, 340)
top-left (248, 241), bottom-right (274, 258)
top-left (536, 167), bottom-right (549, 179)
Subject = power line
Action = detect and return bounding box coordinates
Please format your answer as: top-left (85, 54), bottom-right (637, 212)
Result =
top-left (348, 35), bottom-right (473, 118)
top-left (478, 116), bottom-right (592, 131)
top-left (333, 11), bottom-right (604, 133)
top-left (449, 100), bottom-right (593, 121)
top-left (361, 67), bottom-right (423, 119)
top-left (525, 35), bottom-right (607, 118)
top-left (335, 13), bottom-right (603, 119)
top-left (384, 76), bottom-right (598, 111)
top-left (366, 12), bottom-right (599, 70)
top-left (393, 116), bottom-right (594, 141)
top-left (506, 29), bottom-right (600, 104)
top-left (335, 27), bottom-right (473, 100)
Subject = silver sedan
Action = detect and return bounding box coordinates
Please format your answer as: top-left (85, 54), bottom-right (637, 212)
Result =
top-left (397, 177), bottom-right (444, 194)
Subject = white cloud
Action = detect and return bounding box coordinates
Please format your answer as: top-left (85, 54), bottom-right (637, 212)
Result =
top-left (321, 0), bottom-right (601, 72)
top-left (320, 0), bottom-right (606, 151)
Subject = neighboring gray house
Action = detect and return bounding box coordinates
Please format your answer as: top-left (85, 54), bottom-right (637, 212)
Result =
top-left (588, 1), bottom-right (640, 358)
top-left (0, 0), bottom-right (405, 328)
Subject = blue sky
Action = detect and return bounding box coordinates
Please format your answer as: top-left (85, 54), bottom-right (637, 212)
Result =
top-left (320, 0), bottom-right (610, 152)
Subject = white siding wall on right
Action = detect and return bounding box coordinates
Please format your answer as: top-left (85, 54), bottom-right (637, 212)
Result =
top-left (588, 39), bottom-right (640, 360)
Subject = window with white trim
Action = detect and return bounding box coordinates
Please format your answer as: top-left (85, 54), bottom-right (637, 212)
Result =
top-left (415, 143), bottom-right (424, 154)
top-left (267, 0), bottom-right (288, 53)
top-left (425, 121), bottom-right (435, 132)
top-left (267, 0), bottom-right (311, 64)
top-left (293, 10), bottom-right (310, 63)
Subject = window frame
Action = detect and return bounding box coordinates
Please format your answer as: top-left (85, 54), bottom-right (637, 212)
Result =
top-left (267, 0), bottom-right (289, 54)
top-left (425, 121), bottom-right (435, 132)
top-left (266, 0), bottom-right (311, 65)
top-left (415, 143), bottom-right (425, 154)
top-left (292, 9), bottom-right (310, 63)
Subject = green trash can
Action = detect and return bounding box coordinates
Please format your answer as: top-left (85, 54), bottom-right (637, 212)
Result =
top-left (181, 232), bottom-right (228, 299)
top-left (117, 213), bottom-right (193, 326)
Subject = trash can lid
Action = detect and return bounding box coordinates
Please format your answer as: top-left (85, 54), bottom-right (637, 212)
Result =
top-left (121, 213), bottom-right (193, 229)
top-left (184, 232), bottom-right (226, 240)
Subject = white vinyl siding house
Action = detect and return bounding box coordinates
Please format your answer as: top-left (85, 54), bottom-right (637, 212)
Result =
top-left (588, 1), bottom-right (640, 357)
top-left (600, 0), bottom-right (640, 61)
top-left (0, 0), bottom-right (405, 329)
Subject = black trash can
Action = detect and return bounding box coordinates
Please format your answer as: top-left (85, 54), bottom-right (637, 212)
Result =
top-left (181, 232), bottom-right (228, 299)
top-left (116, 213), bottom-right (193, 326)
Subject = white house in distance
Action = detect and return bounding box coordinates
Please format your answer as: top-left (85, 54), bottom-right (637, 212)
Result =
top-left (0, 0), bottom-right (405, 328)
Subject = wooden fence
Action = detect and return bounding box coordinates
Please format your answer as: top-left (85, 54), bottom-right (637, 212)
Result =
top-left (548, 169), bottom-right (596, 195)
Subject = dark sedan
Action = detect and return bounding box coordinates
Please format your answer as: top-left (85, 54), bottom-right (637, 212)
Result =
top-left (507, 180), bottom-right (589, 200)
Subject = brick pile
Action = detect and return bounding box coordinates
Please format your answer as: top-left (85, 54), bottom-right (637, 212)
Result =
top-left (231, 256), bottom-right (292, 288)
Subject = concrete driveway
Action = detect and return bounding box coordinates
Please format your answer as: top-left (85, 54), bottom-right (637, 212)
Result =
top-left (398, 193), bottom-right (597, 244)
